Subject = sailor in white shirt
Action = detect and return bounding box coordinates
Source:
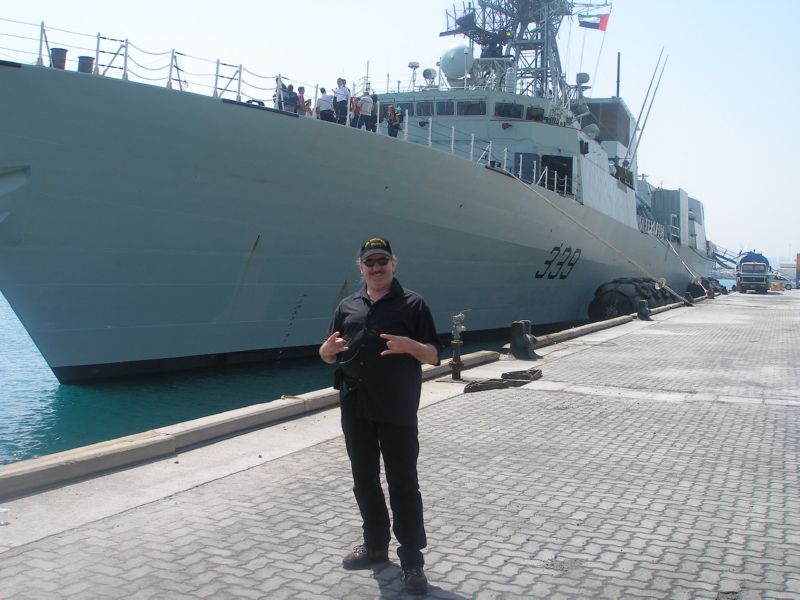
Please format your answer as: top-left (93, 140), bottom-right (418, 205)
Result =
top-left (317, 87), bottom-right (336, 122)
top-left (357, 92), bottom-right (374, 130)
top-left (334, 78), bottom-right (350, 125)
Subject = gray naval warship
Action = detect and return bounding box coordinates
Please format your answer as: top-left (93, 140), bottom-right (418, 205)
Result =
top-left (0, 1), bottom-right (715, 383)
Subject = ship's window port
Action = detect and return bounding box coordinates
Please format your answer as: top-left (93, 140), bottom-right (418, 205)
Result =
top-left (380, 100), bottom-right (490, 117)
top-left (416, 101), bottom-right (434, 116)
top-left (457, 101), bottom-right (486, 116)
top-left (437, 101), bottom-right (454, 115)
top-left (494, 103), bottom-right (524, 118)
top-left (396, 102), bottom-right (415, 117)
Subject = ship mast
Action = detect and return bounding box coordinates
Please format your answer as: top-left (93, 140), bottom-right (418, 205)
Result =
top-left (440, 1), bottom-right (608, 107)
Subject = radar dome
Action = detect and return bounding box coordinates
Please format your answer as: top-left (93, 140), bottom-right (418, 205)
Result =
top-left (576, 72), bottom-right (590, 85)
top-left (440, 45), bottom-right (474, 80)
top-left (422, 68), bottom-right (437, 85)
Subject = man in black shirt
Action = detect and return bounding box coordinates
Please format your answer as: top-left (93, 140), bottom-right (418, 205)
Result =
top-left (319, 236), bottom-right (441, 595)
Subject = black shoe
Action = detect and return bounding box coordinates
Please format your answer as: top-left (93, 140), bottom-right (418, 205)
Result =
top-left (401, 566), bottom-right (428, 595)
top-left (342, 544), bottom-right (389, 570)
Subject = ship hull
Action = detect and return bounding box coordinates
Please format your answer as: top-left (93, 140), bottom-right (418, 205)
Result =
top-left (0, 63), bottom-right (713, 382)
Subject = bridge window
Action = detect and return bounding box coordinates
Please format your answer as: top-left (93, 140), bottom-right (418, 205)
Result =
top-left (416, 101), bottom-right (433, 117)
top-left (457, 100), bottom-right (486, 116)
top-left (396, 102), bottom-right (414, 116)
top-left (436, 100), bottom-right (454, 116)
top-left (495, 103), bottom-right (524, 118)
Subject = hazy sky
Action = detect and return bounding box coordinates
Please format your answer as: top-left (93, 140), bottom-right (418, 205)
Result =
top-left (2, 0), bottom-right (798, 264)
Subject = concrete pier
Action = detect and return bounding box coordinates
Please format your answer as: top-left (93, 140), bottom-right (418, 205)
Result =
top-left (0, 291), bottom-right (798, 599)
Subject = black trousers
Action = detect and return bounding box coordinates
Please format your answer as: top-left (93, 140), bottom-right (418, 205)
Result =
top-left (341, 411), bottom-right (426, 568)
top-left (334, 99), bottom-right (348, 124)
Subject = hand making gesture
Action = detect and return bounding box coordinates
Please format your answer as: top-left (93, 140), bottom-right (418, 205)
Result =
top-left (380, 333), bottom-right (438, 365)
top-left (319, 331), bottom-right (349, 364)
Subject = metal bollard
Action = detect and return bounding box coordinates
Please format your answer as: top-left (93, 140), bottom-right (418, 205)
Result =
top-left (509, 320), bottom-right (539, 359)
top-left (637, 299), bottom-right (652, 321)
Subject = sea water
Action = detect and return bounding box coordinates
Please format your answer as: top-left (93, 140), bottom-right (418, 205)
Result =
top-left (717, 278), bottom-right (735, 291)
top-left (0, 294), bottom-right (502, 465)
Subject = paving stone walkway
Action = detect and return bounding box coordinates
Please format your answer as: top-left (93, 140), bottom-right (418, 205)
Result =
top-left (1, 292), bottom-right (798, 599)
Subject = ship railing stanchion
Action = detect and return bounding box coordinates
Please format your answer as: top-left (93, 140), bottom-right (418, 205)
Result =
top-left (428, 117), bottom-right (433, 147)
top-left (123, 39), bottom-right (129, 80)
top-left (487, 141), bottom-right (492, 165)
top-left (167, 49), bottom-right (175, 89)
top-left (403, 109), bottom-right (409, 141)
top-left (518, 155), bottom-right (523, 179)
top-left (236, 64), bottom-right (242, 102)
top-left (213, 59), bottom-right (220, 98)
top-left (537, 166), bottom-right (548, 188)
top-left (313, 84), bottom-right (319, 119)
top-left (176, 53), bottom-right (186, 91)
top-left (215, 65), bottom-right (237, 99)
top-left (93, 33), bottom-right (101, 75)
top-left (470, 134), bottom-right (475, 162)
top-left (503, 147), bottom-right (508, 171)
top-left (451, 126), bottom-right (455, 154)
top-left (36, 21), bottom-right (45, 66)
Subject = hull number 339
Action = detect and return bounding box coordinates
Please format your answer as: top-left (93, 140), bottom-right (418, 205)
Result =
top-left (535, 245), bottom-right (581, 279)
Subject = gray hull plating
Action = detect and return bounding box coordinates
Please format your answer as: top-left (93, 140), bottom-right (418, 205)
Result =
top-left (0, 64), bottom-right (712, 381)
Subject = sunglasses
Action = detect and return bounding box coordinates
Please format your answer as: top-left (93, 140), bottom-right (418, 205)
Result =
top-left (363, 257), bottom-right (390, 267)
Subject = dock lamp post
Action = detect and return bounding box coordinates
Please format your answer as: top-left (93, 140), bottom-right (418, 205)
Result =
top-left (449, 312), bottom-right (467, 380)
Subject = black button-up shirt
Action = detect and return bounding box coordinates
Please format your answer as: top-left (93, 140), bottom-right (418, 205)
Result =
top-left (330, 278), bottom-right (442, 426)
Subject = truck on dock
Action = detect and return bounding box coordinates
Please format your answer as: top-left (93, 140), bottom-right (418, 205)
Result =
top-left (736, 252), bottom-right (770, 294)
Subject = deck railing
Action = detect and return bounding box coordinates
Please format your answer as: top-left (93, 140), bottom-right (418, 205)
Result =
top-left (1, 18), bottom-right (580, 201)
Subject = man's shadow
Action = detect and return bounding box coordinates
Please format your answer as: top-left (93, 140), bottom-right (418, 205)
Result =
top-left (371, 563), bottom-right (470, 599)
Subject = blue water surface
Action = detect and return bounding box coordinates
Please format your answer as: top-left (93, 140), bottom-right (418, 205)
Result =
top-left (0, 294), bottom-right (502, 465)
top-left (717, 278), bottom-right (735, 290)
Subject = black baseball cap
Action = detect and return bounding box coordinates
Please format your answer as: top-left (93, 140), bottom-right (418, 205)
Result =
top-left (360, 237), bottom-right (392, 260)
